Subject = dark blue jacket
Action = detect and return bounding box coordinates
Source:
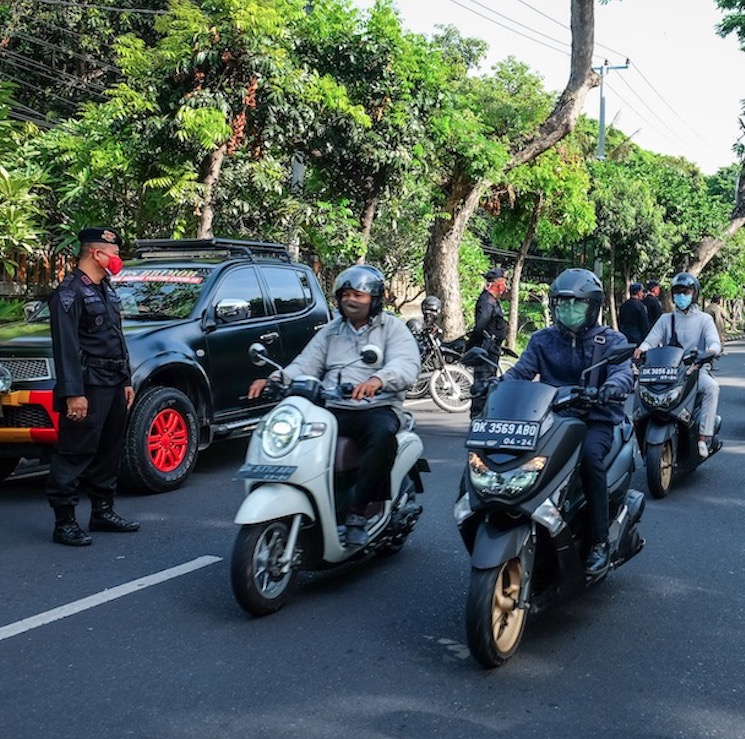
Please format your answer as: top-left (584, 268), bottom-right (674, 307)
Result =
top-left (503, 324), bottom-right (634, 424)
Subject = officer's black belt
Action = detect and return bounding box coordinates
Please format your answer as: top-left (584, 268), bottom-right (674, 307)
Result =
top-left (81, 355), bottom-right (128, 369)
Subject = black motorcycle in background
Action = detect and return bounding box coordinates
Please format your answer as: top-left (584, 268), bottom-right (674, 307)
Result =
top-left (455, 343), bottom-right (645, 669)
top-left (633, 346), bottom-right (722, 498)
top-left (405, 296), bottom-right (516, 413)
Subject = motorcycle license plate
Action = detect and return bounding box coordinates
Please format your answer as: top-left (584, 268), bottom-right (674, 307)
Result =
top-left (466, 419), bottom-right (540, 451)
top-left (639, 366), bottom-right (677, 384)
top-left (235, 463), bottom-right (297, 481)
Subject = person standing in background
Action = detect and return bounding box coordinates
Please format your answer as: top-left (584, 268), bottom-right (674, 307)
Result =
top-left (618, 282), bottom-right (649, 345)
top-left (704, 295), bottom-right (728, 346)
top-left (467, 268), bottom-right (508, 418)
top-left (642, 279), bottom-right (663, 326)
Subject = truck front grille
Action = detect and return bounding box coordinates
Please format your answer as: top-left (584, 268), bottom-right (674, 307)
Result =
top-left (0, 358), bottom-right (52, 382)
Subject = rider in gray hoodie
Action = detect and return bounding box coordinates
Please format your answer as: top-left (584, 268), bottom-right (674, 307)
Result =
top-left (248, 265), bottom-right (420, 547)
top-left (634, 272), bottom-right (720, 458)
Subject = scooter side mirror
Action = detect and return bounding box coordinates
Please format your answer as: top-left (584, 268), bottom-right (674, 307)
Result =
top-left (360, 344), bottom-right (383, 365)
top-left (460, 347), bottom-right (489, 367)
top-left (604, 343), bottom-right (636, 365)
top-left (248, 342), bottom-right (269, 366)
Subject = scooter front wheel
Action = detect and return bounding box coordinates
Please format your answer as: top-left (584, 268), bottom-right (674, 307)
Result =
top-left (466, 560), bottom-right (527, 669)
top-left (429, 365), bottom-right (472, 413)
top-left (231, 521), bottom-right (298, 616)
top-left (645, 441), bottom-right (673, 499)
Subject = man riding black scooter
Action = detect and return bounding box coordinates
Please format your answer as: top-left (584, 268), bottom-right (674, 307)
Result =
top-left (500, 268), bottom-right (634, 576)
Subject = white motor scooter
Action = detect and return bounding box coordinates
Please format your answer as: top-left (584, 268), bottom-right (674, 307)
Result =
top-left (230, 343), bottom-right (429, 616)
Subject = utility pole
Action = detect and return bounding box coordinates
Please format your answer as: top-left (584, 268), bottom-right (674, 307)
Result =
top-left (593, 59), bottom-right (629, 160)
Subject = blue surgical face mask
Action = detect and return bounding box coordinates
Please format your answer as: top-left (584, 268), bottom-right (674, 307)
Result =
top-left (673, 293), bottom-right (693, 311)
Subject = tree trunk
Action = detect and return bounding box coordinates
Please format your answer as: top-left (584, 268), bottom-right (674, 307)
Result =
top-left (506, 195), bottom-right (542, 349)
top-left (424, 174), bottom-right (487, 338)
top-left (686, 160), bottom-right (745, 276)
top-left (196, 143), bottom-right (227, 239)
top-left (423, 0), bottom-right (598, 338)
top-left (360, 192), bottom-right (380, 246)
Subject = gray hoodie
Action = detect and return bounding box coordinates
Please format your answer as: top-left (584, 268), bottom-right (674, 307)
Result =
top-left (638, 305), bottom-right (721, 355)
top-left (275, 311), bottom-right (421, 412)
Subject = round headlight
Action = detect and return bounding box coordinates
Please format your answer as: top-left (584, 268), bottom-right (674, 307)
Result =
top-left (0, 364), bottom-right (12, 393)
top-left (261, 405), bottom-right (303, 458)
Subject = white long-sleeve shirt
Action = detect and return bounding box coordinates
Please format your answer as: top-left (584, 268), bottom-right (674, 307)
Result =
top-left (638, 305), bottom-right (721, 355)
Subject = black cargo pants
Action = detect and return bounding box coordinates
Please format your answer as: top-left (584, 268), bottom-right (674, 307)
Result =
top-left (46, 382), bottom-right (128, 509)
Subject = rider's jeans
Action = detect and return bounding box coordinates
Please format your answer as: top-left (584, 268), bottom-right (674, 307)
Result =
top-left (698, 370), bottom-right (720, 437)
top-left (580, 421), bottom-right (614, 545)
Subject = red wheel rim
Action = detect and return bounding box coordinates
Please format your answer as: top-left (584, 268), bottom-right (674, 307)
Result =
top-left (147, 408), bottom-right (189, 473)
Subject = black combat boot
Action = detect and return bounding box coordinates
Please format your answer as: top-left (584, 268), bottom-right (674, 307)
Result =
top-left (89, 500), bottom-right (140, 533)
top-left (584, 540), bottom-right (609, 576)
top-left (53, 506), bottom-right (92, 546)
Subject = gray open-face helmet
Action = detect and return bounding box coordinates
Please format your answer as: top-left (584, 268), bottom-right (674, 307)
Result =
top-left (549, 268), bottom-right (604, 335)
top-left (671, 272), bottom-right (700, 303)
top-left (333, 265), bottom-right (385, 317)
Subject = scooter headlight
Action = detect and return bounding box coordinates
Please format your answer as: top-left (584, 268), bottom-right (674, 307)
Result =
top-left (468, 451), bottom-right (546, 499)
top-left (262, 405), bottom-right (303, 458)
top-left (638, 384), bottom-right (684, 408)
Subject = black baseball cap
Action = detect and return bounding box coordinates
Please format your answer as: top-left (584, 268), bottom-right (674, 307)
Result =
top-left (646, 279), bottom-right (660, 289)
top-left (630, 282), bottom-right (643, 295)
top-left (77, 227), bottom-right (123, 247)
top-left (483, 268), bottom-right (506, 281)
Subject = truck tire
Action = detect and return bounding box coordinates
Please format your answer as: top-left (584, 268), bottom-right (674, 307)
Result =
top-left (120, 387), bottom-right (199, 494)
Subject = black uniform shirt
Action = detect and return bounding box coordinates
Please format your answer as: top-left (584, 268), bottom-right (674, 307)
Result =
top-left (618, 297), bottom-right (649, 345)
top-left (468, 290), bottom-right (507, 352)
top-left (49, 268), bottom-right (131, 406)
top-left (642, 294), bottom-right (663, 325)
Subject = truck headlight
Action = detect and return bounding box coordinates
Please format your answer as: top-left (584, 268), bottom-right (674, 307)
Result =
top-left (262, 405), bottom-right (303, 458)
top-left (468, 452), bottom-right (546, 499)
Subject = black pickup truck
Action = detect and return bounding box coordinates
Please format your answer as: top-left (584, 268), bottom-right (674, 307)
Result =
top-left (0, 238), bottom-right (330, 492)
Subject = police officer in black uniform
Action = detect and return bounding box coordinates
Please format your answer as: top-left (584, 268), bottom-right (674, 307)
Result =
top-left (46, 227), bottom-right (140, 546)
top-left (467, 267), bottom-right (508, 418)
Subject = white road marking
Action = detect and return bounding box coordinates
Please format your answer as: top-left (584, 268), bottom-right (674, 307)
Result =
top-left (0, 555), bottom-right (222, 643)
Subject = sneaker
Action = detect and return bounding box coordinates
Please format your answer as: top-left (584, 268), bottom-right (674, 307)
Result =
top-left (697, 440), bottom-right (709, 459)
top-left (344, 514), bottom-right (370, 547)
top-left (584, 541), bottom-right (609, 576)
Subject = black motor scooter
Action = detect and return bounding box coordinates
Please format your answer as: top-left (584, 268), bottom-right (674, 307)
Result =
top-left (633, 346), bottom-right (722, 499)
top-left (455, 344), bottom-right (645, 669)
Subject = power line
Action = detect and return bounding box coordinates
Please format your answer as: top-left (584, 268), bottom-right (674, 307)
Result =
top-left (443, 0), bottom-right (570, 58)
top-left (9, 31), bottom-right (121, 73)
top-left (0, 49), bottom-right (109, 95)
top-left (27, 0), bottom-right (167, 15)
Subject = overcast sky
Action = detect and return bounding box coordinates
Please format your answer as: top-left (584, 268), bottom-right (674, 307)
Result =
top-left (353, 0), bottom-right (745, 175)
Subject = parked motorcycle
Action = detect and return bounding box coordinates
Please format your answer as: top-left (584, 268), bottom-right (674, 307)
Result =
top-left (633, 346), bottom-right (722, 499)
top-left (455, 344), bottom-right (645, 668)
top-left (230, 343), bottom-right (429, 616)
top-left (406, 318), bottom-right (473, 412)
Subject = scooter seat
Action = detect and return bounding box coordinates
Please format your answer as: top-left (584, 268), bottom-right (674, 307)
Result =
top-left (335, 436), bottom-right (361, 472)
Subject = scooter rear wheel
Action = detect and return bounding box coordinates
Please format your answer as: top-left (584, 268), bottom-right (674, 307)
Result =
top-left (466, 560), bottom-right (527, 669)
top-left (231, 522), bottom-right (298, 616)
top-left (645, 441), bottom-right (673, 499)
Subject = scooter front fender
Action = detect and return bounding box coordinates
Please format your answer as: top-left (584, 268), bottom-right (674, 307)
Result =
top-left (234, 484), bottom-right (316, 525)
top-left (471, 521), bottom-right (530, 570)
top-left (645, 421), bottom-right (677, 447)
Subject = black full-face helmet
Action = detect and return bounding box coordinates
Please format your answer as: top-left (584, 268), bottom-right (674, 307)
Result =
top-left (549, 268), bottom-right (605, 335)
top-left (333, 265), bottom-right (386, 318)
top-left (670, 272), bottom-right (700, 303)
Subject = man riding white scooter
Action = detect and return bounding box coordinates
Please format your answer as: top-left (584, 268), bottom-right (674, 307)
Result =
top-left (248, 265), bottom-right (420, 547)
top-left (634, 272), bottom-right (721, 459)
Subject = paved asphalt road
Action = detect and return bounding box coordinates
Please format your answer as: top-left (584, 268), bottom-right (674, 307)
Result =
top-left (1, 343), bottom-right (745, 739)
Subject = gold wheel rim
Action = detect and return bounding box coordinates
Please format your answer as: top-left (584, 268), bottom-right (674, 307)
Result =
top-left (491, 559), bottom-right (526, 652)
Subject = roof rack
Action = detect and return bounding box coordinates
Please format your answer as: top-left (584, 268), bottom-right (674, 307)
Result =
top-left (133, 238), bottom-right (292, 263)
